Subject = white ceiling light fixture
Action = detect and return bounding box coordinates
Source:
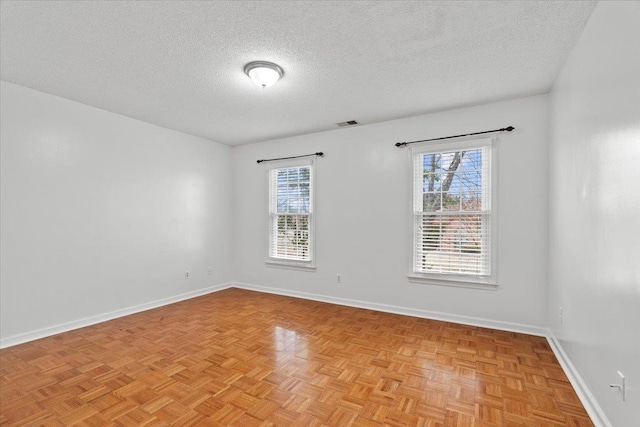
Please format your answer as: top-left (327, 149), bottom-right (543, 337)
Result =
top-left (244, 61), bottom-right (284, 88)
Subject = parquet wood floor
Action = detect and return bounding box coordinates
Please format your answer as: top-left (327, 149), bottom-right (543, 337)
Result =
top-left (1, 288), bottom-right (593, 426)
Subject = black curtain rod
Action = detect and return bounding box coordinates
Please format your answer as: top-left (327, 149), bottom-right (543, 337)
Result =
top-left (256, 152), bottom-right (324, 164)
top-left (395, 126), bottom-right (514, 148)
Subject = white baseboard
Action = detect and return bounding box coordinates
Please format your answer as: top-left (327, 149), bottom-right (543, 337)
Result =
top-left (0, 283), bottom-right (233, 349)
top-left (545, 329), bottom-right (611, 427)
top-left (232, 282), bottom-right (547, 337)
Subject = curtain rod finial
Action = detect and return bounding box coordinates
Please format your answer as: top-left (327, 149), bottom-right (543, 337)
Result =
top-left (395, 142), bottom-right (406, 148)
top-left (505, 126), bottom-right (514, 132)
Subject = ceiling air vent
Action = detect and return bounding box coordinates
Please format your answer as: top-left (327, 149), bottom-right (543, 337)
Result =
top-left (335, 120), bottom-right (359, 127)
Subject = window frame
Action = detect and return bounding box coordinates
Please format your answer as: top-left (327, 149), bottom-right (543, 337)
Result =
top-left (265, 159), bottom-right (316, 271)
top-left (407, 137), bottom-right (497, 289)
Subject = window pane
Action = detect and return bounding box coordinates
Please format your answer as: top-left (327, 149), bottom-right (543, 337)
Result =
top-left (462, 191), bottom-right (482, 211)
top-left (422, 153), bottom-right (441, 174)
top-left (423, 192), bottom-right (441, 212)
top-left (462, 149), bottom-right (483, 171)
top-left (440, 152), bottom-right (459, 172)
top-left (442, 193), bottom-right (461, 211)
top-left (299, 183), bottom-right (310, 213)
top-left (286, 168), bottom-right (299, 182)
top-left (276, 184), bottom-right (288, 213)
top-left (460, 170), bottom-right (481, 190)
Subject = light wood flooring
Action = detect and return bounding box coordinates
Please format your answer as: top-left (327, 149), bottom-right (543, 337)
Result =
top-left (0, 288), bottom-right (593, 426)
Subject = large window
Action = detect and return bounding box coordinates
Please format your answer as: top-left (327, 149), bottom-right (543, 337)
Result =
top-left (412, 139), bottom-right (494, 285)
top-left (268, 163), bottom-right (313, 265)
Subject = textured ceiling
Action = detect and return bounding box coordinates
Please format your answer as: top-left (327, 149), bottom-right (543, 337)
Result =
top-left (0, 1), bottom-right (596, 146)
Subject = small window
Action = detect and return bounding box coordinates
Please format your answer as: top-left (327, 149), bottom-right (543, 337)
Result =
top-left (268, 163), bottom-right (314, 267)
top-left (411, 138), bottom-right (495, 286)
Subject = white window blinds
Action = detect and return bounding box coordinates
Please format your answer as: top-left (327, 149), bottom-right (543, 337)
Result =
top-left (269, 164), bottom-right (313, 262)
top-left (413, 140), bottom-right (492, 278)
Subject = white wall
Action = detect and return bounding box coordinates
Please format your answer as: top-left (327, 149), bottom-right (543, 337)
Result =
top-left (548, 2), bottom-right (640, 426)
top-left (0, 81), bottom-right (233, 343)
top-left (233, 94), bottom-right (549, 329)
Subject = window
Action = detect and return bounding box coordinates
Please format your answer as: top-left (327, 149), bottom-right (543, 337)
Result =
top-left (268, 162), bottom-right (314, 267)
top-left (411, 138), bottom-right (495, 286)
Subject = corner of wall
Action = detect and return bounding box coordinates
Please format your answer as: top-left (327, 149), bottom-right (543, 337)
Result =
top-left (545, 329), bottom-right (612, 427)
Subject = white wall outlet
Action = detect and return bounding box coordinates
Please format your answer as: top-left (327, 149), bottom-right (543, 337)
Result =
top-left (337, 274), bottom-right (342, 283)
top-left (207, 266), bottom-right (212, 275)
top-left (559, 306), bottom-right (563, 324)
top-left (185, 270), bottom-right (190, 279)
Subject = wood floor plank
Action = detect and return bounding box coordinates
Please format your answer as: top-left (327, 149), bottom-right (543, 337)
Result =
top-left (0, 288), bottom-right (593, 425)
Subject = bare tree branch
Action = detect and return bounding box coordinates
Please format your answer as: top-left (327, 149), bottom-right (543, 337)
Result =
top-left (423, 151), bottom-right (465, 212)
top-left (441, 151), bottom-right (464, 194)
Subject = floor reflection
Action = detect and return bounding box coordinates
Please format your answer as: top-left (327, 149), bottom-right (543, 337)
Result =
top-left (273, 326), bottom-right (308, 359)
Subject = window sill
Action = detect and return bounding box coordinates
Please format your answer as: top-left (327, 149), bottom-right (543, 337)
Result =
top-left (266, 260), bottom-right (317, 272)
top-left (407, 274), bottom-right (497, 290)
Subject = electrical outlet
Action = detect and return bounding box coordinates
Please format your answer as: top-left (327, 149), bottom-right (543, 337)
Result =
top-left (207, 266), bottom-right (213, 276)
top-left (559, 307), bottom-right (563, 324)
top-left (609, 371), bottom-right (626, 401)
top-left (337, 274), bottom-right (342, 283)
top-left (185, 271), bottom-right (190, 280)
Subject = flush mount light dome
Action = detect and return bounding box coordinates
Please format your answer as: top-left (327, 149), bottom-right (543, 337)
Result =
top-left (244, 61), bottom-right (284, 88)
